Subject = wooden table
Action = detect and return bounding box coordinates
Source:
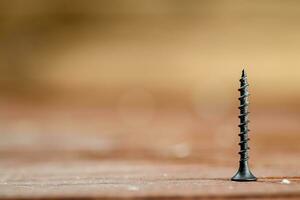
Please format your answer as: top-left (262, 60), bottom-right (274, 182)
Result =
top-left (0, 106), bottom-right (299, 199)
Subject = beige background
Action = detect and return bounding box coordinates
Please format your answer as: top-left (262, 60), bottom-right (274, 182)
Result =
top-left (0, 0), bottom-right (299, 109)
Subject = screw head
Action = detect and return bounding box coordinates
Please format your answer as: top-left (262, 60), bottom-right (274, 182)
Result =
top-left (231, 169), bottom-right (257, 182)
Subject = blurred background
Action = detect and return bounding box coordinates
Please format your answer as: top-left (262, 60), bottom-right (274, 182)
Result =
top-left (0, 0), bottom-right (299, 167)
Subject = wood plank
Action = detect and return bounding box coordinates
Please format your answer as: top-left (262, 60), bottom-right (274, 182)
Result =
top-left (0, 107), bottom-right (299, 199)
top-left (0, 160), bottom-right (300, 199)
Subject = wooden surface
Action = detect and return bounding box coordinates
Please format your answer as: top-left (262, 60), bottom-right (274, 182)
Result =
top-left (0, 106), bottom-right (299, 199)
top-left (1, 160), bottom-right (300, 200)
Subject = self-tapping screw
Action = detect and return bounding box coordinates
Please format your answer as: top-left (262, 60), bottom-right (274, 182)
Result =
top-left (231, 69), bottom-right (257, 182)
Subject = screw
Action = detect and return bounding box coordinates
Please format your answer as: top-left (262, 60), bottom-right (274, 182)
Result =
top-left (231, 69), bottom-right (257, 182)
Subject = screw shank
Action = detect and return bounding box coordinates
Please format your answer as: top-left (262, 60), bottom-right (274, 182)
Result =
top-left (239, 74), bottom-right (249, 162)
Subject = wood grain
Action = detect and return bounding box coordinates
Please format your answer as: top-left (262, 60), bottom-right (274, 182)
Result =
top-left (1, 161), bottom-right (300, 199)
top-left (0, 107), bottom-right (299, 199)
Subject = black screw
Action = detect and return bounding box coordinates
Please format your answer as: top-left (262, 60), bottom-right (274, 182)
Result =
top-left (231, 69), bottom-right (257, 182)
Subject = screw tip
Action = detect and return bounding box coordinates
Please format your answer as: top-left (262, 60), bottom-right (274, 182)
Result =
top-left (242, 69), bottom-right (247, 77)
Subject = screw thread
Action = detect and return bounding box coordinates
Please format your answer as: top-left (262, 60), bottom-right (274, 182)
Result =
top-left (238, 69), bottom-right (250, 163)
